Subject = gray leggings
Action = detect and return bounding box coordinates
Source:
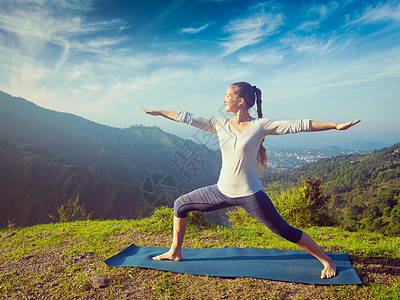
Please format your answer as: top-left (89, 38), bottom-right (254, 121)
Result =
top-left (174, 184), bottom-right (303, 243)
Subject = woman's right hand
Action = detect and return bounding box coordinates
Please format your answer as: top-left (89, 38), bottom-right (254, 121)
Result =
top-left (139, 107), bottom-right (177, 120)
top-left (139, 107), bottom-right (163, 116)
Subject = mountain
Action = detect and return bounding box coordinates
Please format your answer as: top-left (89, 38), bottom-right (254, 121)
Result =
top-left (0, 133), bottom-right (145, 226)
top-left (260, 142), bottom-right (400, 235)
top-left (0, 91), bottom-right (221, 188)
top-left (0, 91), bottom-right (221, 227)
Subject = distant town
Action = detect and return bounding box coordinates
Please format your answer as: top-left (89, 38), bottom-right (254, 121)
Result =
top-left (265, 146), bottom-right (364, 172)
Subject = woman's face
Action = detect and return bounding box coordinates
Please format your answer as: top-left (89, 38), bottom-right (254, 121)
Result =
top-left (223, 86), bottom-right (241, 113)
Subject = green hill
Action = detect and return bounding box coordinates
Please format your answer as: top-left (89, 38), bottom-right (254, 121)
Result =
top-left (0, 91), bottom-right (221, 189)
top-left (260, 143), bottom-right (400, 236)
top-left (0, 208), bottom-right (399, 299)
top-left (0, 133), bottom-right (146, 227)
top-left (0, 91), bottom-right (221, 227)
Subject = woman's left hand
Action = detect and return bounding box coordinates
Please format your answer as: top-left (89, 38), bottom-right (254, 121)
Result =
top-left (336, 120), bottom-right (361, 130)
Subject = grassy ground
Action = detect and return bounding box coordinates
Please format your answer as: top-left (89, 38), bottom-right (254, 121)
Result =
top-left (0, 208), bottom-right (399, 299)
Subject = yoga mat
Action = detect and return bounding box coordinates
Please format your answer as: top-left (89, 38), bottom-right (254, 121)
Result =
top-left (105, 243), bottom-right (362, 285)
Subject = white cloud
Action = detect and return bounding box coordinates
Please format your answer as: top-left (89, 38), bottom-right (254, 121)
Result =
top-left (323, 50), bottom-right (400, 88)
top-left (345, 0), bottom-right (400, 26)
top-left (280, 33), bottom-right (341, 56)
top-left (0, 2), bottom-right (127, 51)
top-left (0, 12), bottom-right (79, 39)
top-left (238, 48), bottom-right (284, 65)
top-left (2, 0), bottom-right (93, 12)
top-left (0, 3), bottom-right (129, 121)
top-left (221, 3), bottom-right (284, 56)
top-left (297, 20), bottom-right (319, 32)
top-left (180, 23), bottom-right (212, 34)
top-left (54, 0), bottom-right (93, 10)
top-left (262, 45), bottom-right (400, 105)
top-left (142, 0), bottom-right (187, 32)
top-left (297, 1), bottom-right (338, 31)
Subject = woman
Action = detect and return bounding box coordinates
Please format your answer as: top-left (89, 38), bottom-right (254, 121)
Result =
top-left (139, 82), bottom-right (360, 279)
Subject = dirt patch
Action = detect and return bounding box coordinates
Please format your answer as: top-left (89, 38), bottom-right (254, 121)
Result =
top-left (351, 255), bottom-right (400, 285)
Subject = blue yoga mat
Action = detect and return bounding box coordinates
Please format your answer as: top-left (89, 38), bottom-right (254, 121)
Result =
top-left (105, 243), bottom-right (362, 285)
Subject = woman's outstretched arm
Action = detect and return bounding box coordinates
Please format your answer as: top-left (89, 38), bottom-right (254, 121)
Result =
top-left (310, 120), bottom-right (361, 131)
top-left (140, 108), bottom-right (218, 133)
top-left (139, 107), bottom-right (177, 121)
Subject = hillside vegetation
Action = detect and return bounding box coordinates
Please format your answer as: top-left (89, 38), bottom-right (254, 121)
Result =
top-left (0, 91), bottom-right (220, 189)
top-left (0, 133), bottom-right (145, 226)
top-left (1, 208), bottom-right (399, 299)
top-left (0, 91), bottom-right (221, 227)
top-left (261, 143), bottom-right (400, 236)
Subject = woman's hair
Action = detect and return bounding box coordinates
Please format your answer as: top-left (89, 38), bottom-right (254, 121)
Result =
top-left (231, 82), bottom-right (267, 172)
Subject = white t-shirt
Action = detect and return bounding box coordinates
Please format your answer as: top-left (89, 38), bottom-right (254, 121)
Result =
top-left (175, 111), bottom-right (311, 198)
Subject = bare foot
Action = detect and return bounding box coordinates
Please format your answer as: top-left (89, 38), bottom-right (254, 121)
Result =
top-left (152, 250), bottom-right (182, 261)
top-left (321, 259), bottom-right (337, 279)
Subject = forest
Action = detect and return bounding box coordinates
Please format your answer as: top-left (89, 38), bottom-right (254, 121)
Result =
top-left (260, 143), bottom-right (400, 236)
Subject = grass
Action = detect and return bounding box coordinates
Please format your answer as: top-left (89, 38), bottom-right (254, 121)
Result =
top-left (0, 207), bottom-right (399, 299)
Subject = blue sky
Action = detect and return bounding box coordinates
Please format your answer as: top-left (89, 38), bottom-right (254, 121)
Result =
top-left (0, 0), bottom-right (399, 147)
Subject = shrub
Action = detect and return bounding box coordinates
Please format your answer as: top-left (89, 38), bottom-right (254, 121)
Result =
top-left (188, 211), bottom-right (214, 229)
top-left (148, 207), bottom-right (214, 234)
top-left (49, 195), bottom-right (93, 223)
top-left (228, 178), bottom-right (336, 229)
top-left (227, 207), bottom-right (259, 228)
top-left (274, 178), bottom-right (336, 228)
top-left (148, 206), bottom-right (175, 233)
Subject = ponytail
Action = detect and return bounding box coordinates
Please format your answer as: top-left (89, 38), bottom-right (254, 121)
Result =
top-left (253, 85), bottom-right (267, 172)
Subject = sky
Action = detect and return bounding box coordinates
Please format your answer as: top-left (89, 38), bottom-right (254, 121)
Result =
top-left (0, 0), bottom-right (399, 148)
